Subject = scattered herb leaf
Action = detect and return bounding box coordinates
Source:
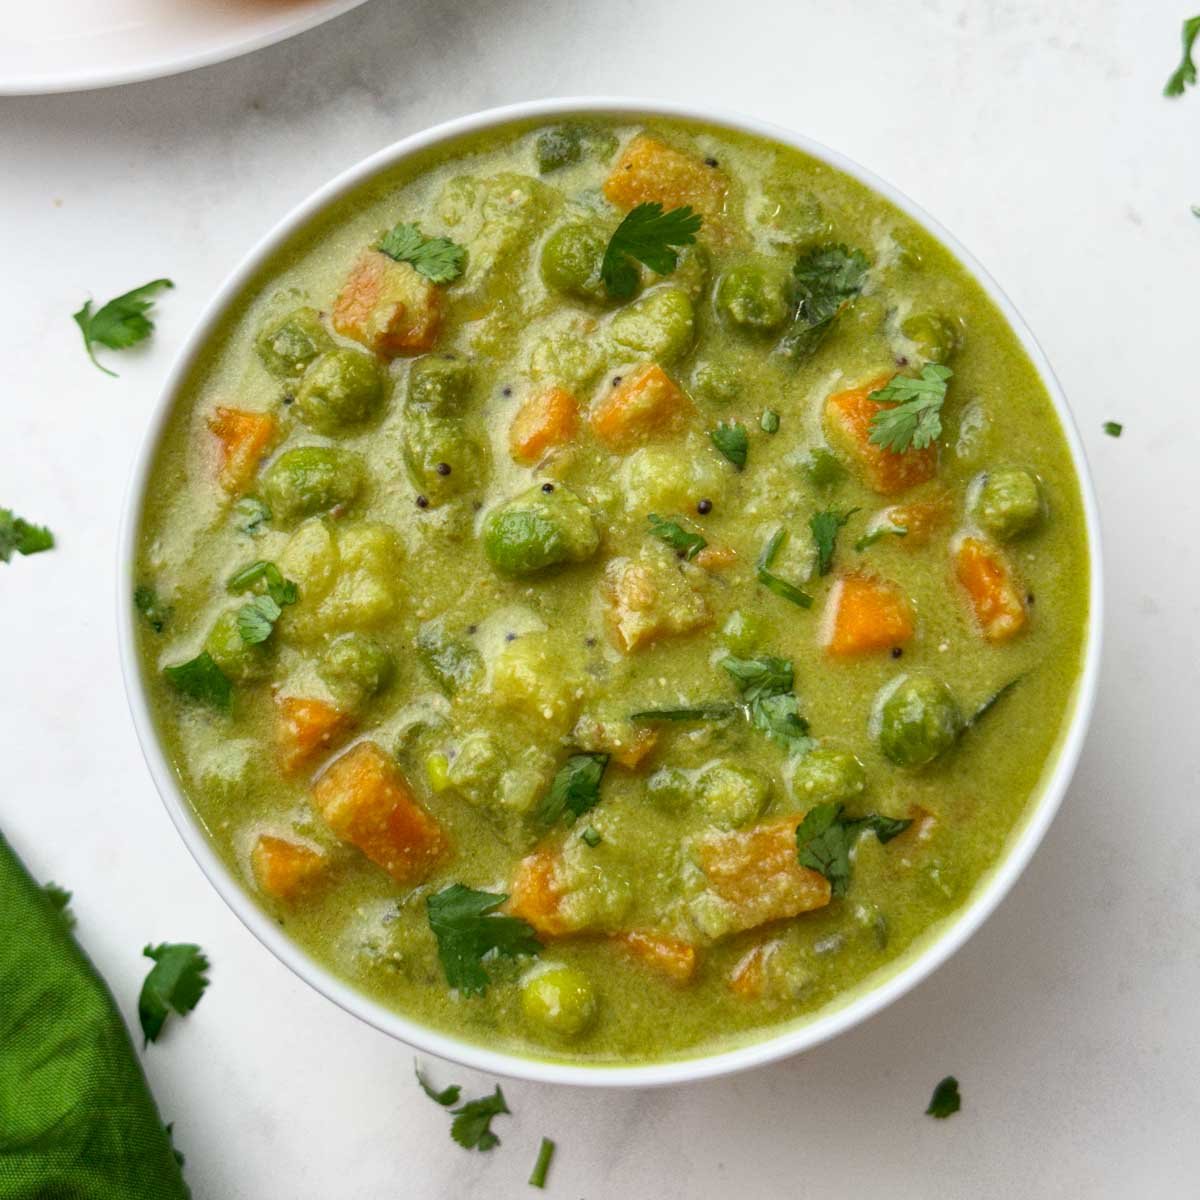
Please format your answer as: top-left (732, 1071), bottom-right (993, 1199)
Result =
top-left (778, 244), bottom-right (869, 361)
top-left (855, 525), bottom-right (908, 553)
top-left (867, 364), bottom-right (953, 453)
top-left (647, 513), bottom-right (707, 560)
top-left (1164, 15), bottom-right (1200, 97)
top-left (537, 752), bottom-right (609, 825)
top-left (450, 1086), bottom-right (510, 1151)
top-left (926, 1075), bottom-right (961, 1119)
top-left (965, 676), bottom-right (1022, 728)
top-left (138, 942), bottom-right (210, 1045)
top-left (756, 527), bottom-right (813, 609)
top-left (710, 421), bottom-right (749, 469)
top-left (529, 1136), bottom-right (556, 1188)
top-left (236, 594), bottom-right (282, 645)
top-left (73, 278), bottom-right (174, 376)
top-left (426, 884), bottom-right (541, 996)
top-left (415, 1061), bottom-right (461, 1107)
top-left (134, 584), bottom-right (171, 633)
top-left (378, 222), bottom-right (466, 284)
top-left (720, 654), bottom-right (793, 701)
top-left (600, 202), bottom-right (702, 299)
top-left (1103, 421), bottom-right (1123, 438)
top-left (0, 509), bottom-right (54, 563)
top-left (43, 883), bottom-right (76, 930)
top-left (722, 655), bottom-right (814, 756)
top-left (760, 409), bottom-right (780, 434)
top-left (162, 652), bottom-right (232, 714)
top-left (796, 803), bottom-right (912, 898)
top-left (809, 507), bottom-right (859, 576)
top-left (228, 560), bottom-right (298, 643)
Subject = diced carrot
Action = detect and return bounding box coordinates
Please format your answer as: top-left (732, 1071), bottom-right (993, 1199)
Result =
top-left (728, 943), bottom-right (771, 998)
top-left (507, 847), bottom-right (570, 937)
top-left (207, 406), bottom-right (276, 494)
top-left (509, 386), bottom-right (579, 464)
top-left (824, 375), bottom-right (938, 495)
top-left (589, 363), bottom-right (692, 451)
top-left (694, 544), bottom-right (737, 571)
top-left (690, 815), bottom-right (832, 939)
top-left (573, 711), bottom-right (659, 769)
top-left (823, 572), bottom-right (915, 657)
top-left (604, 134), bottom-right (729, 228)
top-left (251, 834), bottom-right (326, 902)
top-left (614, 930), bottom-right (697, 984)
top-left (311, 741), bottom-right (446, 884)
top-left (601, 553), bottom-right (711, 653)
top-left (332, 250), bottom-right (442, 358)
top-left (881, 489), bottom-right (952, 546)
top-left (953, 534), bottom-right (1027, 642)
top-left (276, 696), bottom-right (353, 775)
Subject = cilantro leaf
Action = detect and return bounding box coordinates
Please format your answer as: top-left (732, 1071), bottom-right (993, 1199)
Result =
top-left (138, 942), bottom-right (210, 1045)
top-left (1103, 421), bottom-right (1123, 438)
top-left (134, 584), bottom-right (171, 633)
top-left (600, 202), bottom-right (702, 299)
top-left (926, 1075), bottom-right (961, 1119)
top-left (722, 655), bottom-right (815, 756)
top-left (629, 704), bottom-right (738, 722)
top-left (720, 654), bottom-right (793, 701)
top-left (228, 560), bottom-right (298, 643)
top-left (529, 1136), bottom-right (556, 1188)
top-left (647, 513), bottom-right (707, 560)
top-left (809, 507), bottom-right (859, 576)
top-left (426, 884), bottom-right (541, 996)
top-left (73, 278), bottom-right (173, 377)
top-left (1165, 16), bottom-right (1200, 97)
top-left (867, 364), bottom-right (953, 453)
top-left (537, 752), bottom-right (609, 825)
top-left (163, 651), bottom-right (232, 713)
top-left (0, 509), bottom-right (55, 563)
top-left (778, 244), bottom-right (869, 361)
top-left (236, 594), bottom-right (282, 644)
top-left (796, 803), bottom-right (912, 898)
top-left (450, 1086), bottom-right (509, 1151)
top-left (378, 222), bottom-right (466, 284)
top-left (756, 527), bottom-right (813, 609)
top-left (43, 883), bottom-right (76, 931)
top-left (710, 421), bottom-right (748, 469)
top-left (415, 1061), bottom-right (461, 1107)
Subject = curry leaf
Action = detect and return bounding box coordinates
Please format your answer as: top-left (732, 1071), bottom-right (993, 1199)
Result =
top-left (138, 943), bottom-right (210, 1045)
top-left (426, 884), bottom-right (541, 996)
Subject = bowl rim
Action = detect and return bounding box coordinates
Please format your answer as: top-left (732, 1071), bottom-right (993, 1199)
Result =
top-left (117, 96), bottom-right (1104, 1089)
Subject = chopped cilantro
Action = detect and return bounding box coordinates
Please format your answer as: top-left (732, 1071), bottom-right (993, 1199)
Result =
top-left (720, 654), bottom-right (793, 700)
top-left (926, 1075), bottom-right (961, 1119)
top-left (537, 752), bottom-right (609, 825)
top-left (227, 560), bottom-right (297, 644)
top-left (760, 409), bottom-right (780, 433)
top-left (163, 652), bottom-right (232, 714)
top-left (756, 527), bottom-right (813, 609)
top-left (600, 202), bottom-right (703, 299)
top-left (426, 884), bottom-right (541, 996)
top-left (134, 585), bottom-right (171, 633)
top-left (779, 243), bottom-right (868, 361)
top-left (796, 803), bottom-right (912, 898)
top-left (43, 883), bottom-right (76, 931)
top-left (855, 524), bottom-right (908, 552)
top-left (809, 507), bottom-right (859, 576)
top-left (236, 594), bottom-right (282, 645)
top-left (415, 1061), bottom-right (461, 1107)
top-left (450, 1086), bottom-right (510, 1151)
top-left (378, 222), bottom-right (466, 284)
top-left (722, 655), bottom-right (814, 756)
top-left (73, 278), bottom-right (173, 377)
top-left (1164, 16), bottom-right (1200, 97)
top-left (710, 421), bottom-right (749, 469)
top-left (867, 364), bottom-right (953, 453)
top-left (529, 1136), bottom-right (556, 1188)
top-left (0, 509), bottom-right (54, 562)
top-left (233, 496), bottom-right (271, 534)
top-left (138, 942), bottom-right (210, 1045)
top-left (647, 513), bottom-right (707, 560)
top-left (1103, 421), bottom-right (1123, 437)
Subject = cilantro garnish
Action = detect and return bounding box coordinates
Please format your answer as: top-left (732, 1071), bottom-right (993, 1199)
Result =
top-left (600, 202), bottom-right (702, 299)
top-left (809, 507), bottom-right (859, 576)
top-left (855, 524), bottom-right (908, 553)
top-left (1103, 421), bottom-right (1123, 438)
top-left (529, 1136), bottom-right (556, 1188)
top-left (760, 409), bottom-right (780, 434)
top-left (710, 421), bottom-right (748, 469)
top-left (134, 585), bottom-right (171, 633)
top-left (73, 279), bottom-right (174, 377)
top-left (227, 560), bottom-right (298, 644)
top-left (867, 364), bottom-right (953, 453)
top-left (796, 803), bottom-right (912, 898)
top-left (163, 652), bottom-right (232, 713)
top-left (647, 513), bottom-right (707, 560)
top-left (43, 883), bottom-right (76, 931)
top-left (1164, 16), bottom-right (1200, 97)
top-left (378, 222), bottom-right (466, 284)
top-left (778, 244), bottom-right (869, 361)
top-left (138, 942), bottom-right (210, 1045)
top-left (722, 655), bottom-right (814, 756)
top-left (236, 594), bottom-right (282, 645)
top-left (926, 1075), bottom-right (961, 1119)
top-left (537, 753), bottom-right (609, 825)
top-left (426, 884), bottom-right (541, 996)
top-left (756, 527), bottom-right (813, 609)
top-left (720, 654), bottom-right (794, 700)
top-left (415, 1061), bottom-right (461, 1107)
top-left (450, 1086), bottom-right (510, 1151)
top-left (0, 509), bottom-right (54, 563)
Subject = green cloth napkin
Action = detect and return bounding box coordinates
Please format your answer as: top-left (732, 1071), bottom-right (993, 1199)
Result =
top-left (0, 831), bottom-right (190, 1199)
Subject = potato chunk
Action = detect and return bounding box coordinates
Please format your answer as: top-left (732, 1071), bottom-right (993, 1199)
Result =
top-left (604, 134), bottom-right (729, 227)
top-left (823, 572), bottom-right (915, 657)
top-left (953, 534), bottom-right (1027, 642)
top-left (312, 741), bottom-right (446, 883)
top-left (589, 363), bottom-right (692, 451)
top-left (332, 250), bottom-right (442, 358)
top-left (601, 551), bottom-right (711, 653)
top-left (275, 696), bottom-right (352, 775)
top-left (207, 406), bottom-right (276, 495)
top-left (251, 835), bottom-right (326, 902)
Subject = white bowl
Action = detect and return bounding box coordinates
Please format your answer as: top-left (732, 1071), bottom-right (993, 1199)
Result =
top-left (118, 98), bottom-right (1103, 1089)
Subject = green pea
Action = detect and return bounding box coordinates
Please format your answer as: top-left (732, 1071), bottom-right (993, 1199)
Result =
top-left (972, 467), bottom-right (1044, 541)
top-left (204, 608), bottom-right (273, 682)
top-left (875, 675), bottom-right (963, 768)
top-left (788, 748), bottom-right (867, 804)
top-left (261, 446), bottom-right (364, 525)
top-left (520, 966), bottom-right (596, 1038)
top-left (697, 764), bottom-right (772, 827)
top-left (406, 354), bottom-right (474, 414)
top-left (540, 223), bottom-right (608, 303)
top-left (255, 306), bottom-right (332, 383)
top-left (608, 287), bottom-right (695, 365)
top-left (714, 263), bottom-right (792, 335)
top-left (294, 348), bottom-right (386, 433)
top-left (801, 447), bottom-right (846, 487)
top-left (690, 360), bottom-right (741, 405)
top-left (319, 633), bottom-right (393, 705)
top-left (900, 313), bottom-right (960, 365)
top-left (482, 485), bottom-right (600, 576)
top-left (720, 610), bottom-right (768, 656)
top-left (645, 767), bottom-right (690, 813)
top-left (401, 411), bottom-right (488, 504)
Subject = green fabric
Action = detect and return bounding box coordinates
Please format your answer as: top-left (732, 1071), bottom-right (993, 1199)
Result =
top-left (0, 831), bottom-right (190, 1199)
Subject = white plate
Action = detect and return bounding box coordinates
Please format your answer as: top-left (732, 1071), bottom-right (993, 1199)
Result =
top-left (0, 0), bottom-right (369, 95)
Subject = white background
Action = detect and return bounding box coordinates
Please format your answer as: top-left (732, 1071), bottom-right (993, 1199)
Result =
top-left (2, 1), bottom-right (1198, 1195)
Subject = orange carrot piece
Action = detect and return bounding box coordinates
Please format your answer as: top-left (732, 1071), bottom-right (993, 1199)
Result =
top-left (507, 848), bottom-right (570, 937)
top-left (332, 250), bottom-right (442, 358)
top-left (589, 363), bottom-right (692, 451)
top-left (883, 490), bottom-right (952, 546)
top-left (509, 386), bottom-right (579, 464)
top-left (251, 835), bottom-right (326, 902)
top-left (207, 406), bottom-right (276, 494)
top-left (311, 741), bottom-right (446, 884)
top-left (276, 696), bottom-right (353, 775)
top-left (694, 544), bottom-right (737, 571)
top-left (824, 375), bottom-right (938, 495)
top-left (953, 534), bottom-right (1027, 642)
top-left (604, 134), bottom-right (729, 227)
top-left (824, 572), bottom-right (915, 657)
top-left (728, 943), bottom-right (770, 998)
top-left (614, 930), bottom-right (697, 983)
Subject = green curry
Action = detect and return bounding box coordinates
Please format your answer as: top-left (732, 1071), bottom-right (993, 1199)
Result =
top-left (134, 116), bottom-right (1090, 1064)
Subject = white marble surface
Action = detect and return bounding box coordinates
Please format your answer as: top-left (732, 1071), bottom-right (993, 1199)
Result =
top-left (2, 1), bottom-right (1197, 1195)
